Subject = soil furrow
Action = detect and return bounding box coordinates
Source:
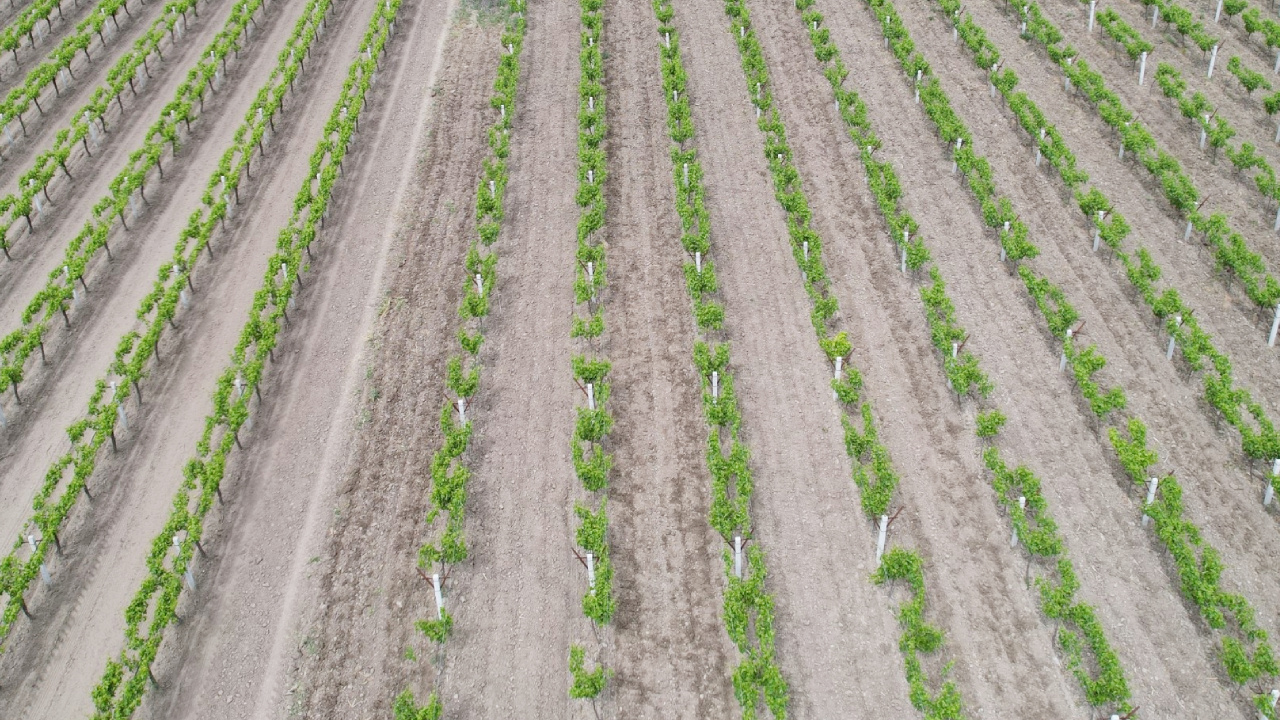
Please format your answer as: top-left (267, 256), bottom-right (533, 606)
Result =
top-left (281, 11), bottom-right (499, 719)
top-left (132, 2), bottom-right (459, 717)
top-left (595, 0), bottom-right (736, 715)
top-left (426, 0), bottom-right (581, 715)
top-left (668, 0), bottom-right (918, 716)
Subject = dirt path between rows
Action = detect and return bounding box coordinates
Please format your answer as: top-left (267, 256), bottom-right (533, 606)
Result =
top-left (135, 3), bottom-right (460, 718)
top-left (281, 11), bottom-right (499, 720)
top-left (668, 0), bottom-right (917, 716)
top-left (424, 0), bottom-right (586, 715)
top-left (593, 0), bottom-right (736, 716)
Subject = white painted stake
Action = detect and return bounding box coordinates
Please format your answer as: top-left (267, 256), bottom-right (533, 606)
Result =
top-left (1139, 51), bottom-right (1147, 85)
top-left (833, 356), bottom-right (844, 400)
top-left (952, 342), bottom-right (959, 358)
top-left (802, 241), bottom-right (809, 260)
top-left (432, 573), bottom-right (444, 619)
top-left (915, 70), bottom-right (922, 103)
top-left (457, 397), bottom-right (466, 424)
top-left (1185, 219), bottom-right (1194, 240)
top-left (1143, 477), bottom-right (1160, 525)
top-left (489, 180), bottom-right (496, 197)
top-left (1152, 4), bottom-right (1159, 26)
top-left (1060, 328), bottom-right (1073, 371)
top-left (1268, 303), bottom-right (1280, 346)
top-left (1216, 0), bottom-right (1224, 22)
top-left (587, 383), bottom-right (595, 410)
top-left (683, 162), bottom-right (689, 186)
top-left (1089, 0), bottom-right (1096, 31)
top-left (695, 250), bottom-right (702, 272)
top-left (711, 370), bottom-right (719, 399)
top-left (901, 244), bottom-right (907, 274)
top-left (587, 169), bottom-right (593, 184)
top-left (1209, 44), bottom-right (1219, 78)
top-left (673, 89), bottom-right (678, 103)
top-left (586, 552), bottom-right (596, 589)
top-left (1274, 206), bottom-right (1280, 232)
top-left (1200, 116), bottom-right (1209, 150)
top-left (953, 138), bottom-right (962, 174)
top-left (876, 515), bottom-right (889, 566)
top-left (588, 96), bottom-right (594, 111)
top-left (665, 32), bottom-right (670, 48)
top-left (474, 273), bottom-right (483, 298)
top-left (1094, 211), bottom-right (1104, 251)
top-left (1011, 496), bottom-right (1026, 546)
top-left (500, 104), bottom-right (505, 120)
top-left (733, 536), bottom-right (743, 578)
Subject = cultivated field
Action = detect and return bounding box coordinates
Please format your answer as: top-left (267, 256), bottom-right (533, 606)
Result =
top-left (0, 0), bottom-right (1278, 717)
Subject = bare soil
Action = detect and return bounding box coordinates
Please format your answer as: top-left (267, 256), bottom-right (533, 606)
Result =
top-left (597, 0), bottom-right (736, 715)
